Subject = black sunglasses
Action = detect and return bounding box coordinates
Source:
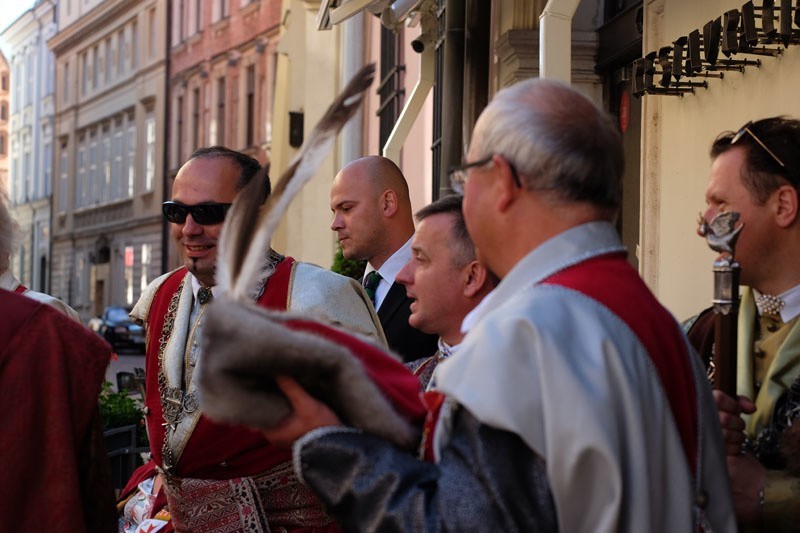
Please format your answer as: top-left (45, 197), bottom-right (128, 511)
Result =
top-left (162, 201), bottom-right (232, 225)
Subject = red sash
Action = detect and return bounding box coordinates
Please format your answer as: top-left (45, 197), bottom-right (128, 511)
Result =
top-left (13, 284), bottom-right (27, 295)
top-left (542, 252), bottom-right (698, 472)
top-left (143, 257), bottom-right (296, 480)
top-left (421, 253), bottom-right (698, 472)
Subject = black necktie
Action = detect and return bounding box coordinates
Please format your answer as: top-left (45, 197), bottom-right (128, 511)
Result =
top-left (197, 287), bottom-right (213, 305)
top-left (363, 271), bottom-right (382, 306)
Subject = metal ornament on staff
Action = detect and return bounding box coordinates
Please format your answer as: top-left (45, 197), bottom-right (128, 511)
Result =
top-left (698, 210), bottom-right (744, 397)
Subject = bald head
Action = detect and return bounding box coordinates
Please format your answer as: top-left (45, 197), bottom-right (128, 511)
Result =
top-left (330, 156), bottom-right (415, 268)
top-left (339, 156), bottom-right (410, 201)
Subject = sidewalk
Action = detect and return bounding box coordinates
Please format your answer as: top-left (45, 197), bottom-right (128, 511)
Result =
top-left (106, 351), bottom-right (146, 392)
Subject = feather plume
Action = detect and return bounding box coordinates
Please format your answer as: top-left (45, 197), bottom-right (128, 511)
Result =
top-left (217, 63), bottom-right (376, 298)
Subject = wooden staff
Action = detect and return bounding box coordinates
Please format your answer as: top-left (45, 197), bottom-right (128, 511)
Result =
top-left (699, 211), bottom-right (743, 397)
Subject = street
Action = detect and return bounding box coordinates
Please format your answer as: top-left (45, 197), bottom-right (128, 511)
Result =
top-left (106, 351), bottom-right (145, 392)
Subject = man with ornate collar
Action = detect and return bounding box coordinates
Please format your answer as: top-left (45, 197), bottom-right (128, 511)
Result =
top-left (688, 117), bottom-right (800, 531)
top-left (399, 194), bottom-right (496, 390)
top-left (118, 146), bottom-right (384, 532)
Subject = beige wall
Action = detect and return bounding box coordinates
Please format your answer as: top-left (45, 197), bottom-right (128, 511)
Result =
top-left (271, 0), bottom-right (342, 269)
top-left (271, 0), bottom-right (434, 270)
top-left (641, 0), bottom-right (800, 320)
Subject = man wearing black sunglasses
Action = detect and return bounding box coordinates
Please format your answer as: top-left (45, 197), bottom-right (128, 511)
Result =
top-left (688, 117), bottom-right (800, 531)
top-left (118, 146), bottom-right (384, 531)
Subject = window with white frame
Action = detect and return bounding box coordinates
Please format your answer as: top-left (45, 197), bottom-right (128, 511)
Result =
top-left (23, 138), bottom-right (31, 200)
top-left (102, 128), bottom-right (111, 203)
top-left (105, 37), bottom-right (113, 83)
top-left (76, 254), bottom-right (85, 306)
top-left (92, 45), bottom-right (100, 90)
top-left (89, 131), bottom-right (98, 205)
top-left (59, 144), bottom-right (68, 213)
top-left (43, 136), bottom-right (52, 197)
top-left (216, 77), bottom-right (225, 145)
top-left (212, 0), bottom-right (230, 23)
top-left (246, 64), bottom-right (255, 147)
top-left (81, 52), bottom-right (88, 96)
top-left (76, 138), bottom-right (86, 207)
top-left (119, 28), bottom-right (127, 75)
top-left (45, 53), bottom-right (55, 97)
top-left (149, 7), bottom-right (158, 58)
top-left (11, 153), bottom-right (19, 203)
top-left (113, 121), bottom-right (123, 199)
top-left (26, 49), bottom-right (34, 105)
top-left (144, 112), bottom-right (156, 192)
top-left (140, 243), bottom-right (152, 294)
top-left (180, 0), bottom-right (187, 41)
top-left (127, 119), bottom-right (136, 197)
top-left (63, 61), bottom-right (69, 104)
top-left (194, 0), bottom-right (202, 33)
top-left (192, 87), bottom-right (200, 151)
top-left (132, 20), bottom-right (138, 70)
top-left (172, 0), bottom-right (183, 47)
top-left (125, 245), bottom-right (135, 305)
top-left (176, 95), bottom-right (184, 165)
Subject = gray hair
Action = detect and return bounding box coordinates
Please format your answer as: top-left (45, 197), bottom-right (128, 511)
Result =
top-left (472, 78), bottom-right (623, 214)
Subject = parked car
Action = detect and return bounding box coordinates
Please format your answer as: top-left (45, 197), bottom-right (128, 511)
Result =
top-left (88, 306), bottom-right (145, 353)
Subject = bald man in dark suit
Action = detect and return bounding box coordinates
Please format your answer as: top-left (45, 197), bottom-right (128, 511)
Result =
top-left (330, 156), bottom-right (438, 363)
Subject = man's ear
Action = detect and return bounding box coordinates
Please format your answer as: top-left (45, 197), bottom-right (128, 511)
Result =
top-left (493, 155), bottom-right (521, 213)
top-left (463, 260), bottom-right (488, 298)
top-left (774, 184), bottom-right (799, 228)
top-left (382, 190), bottom-right (399, 217)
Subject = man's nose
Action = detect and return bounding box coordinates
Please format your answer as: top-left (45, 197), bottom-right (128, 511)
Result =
top-left (330, 213), bottom-right (342, 231)
top-left (396, 260), bottom-right (414, 286)
top-left (182, 214), bottom-right (203, 235)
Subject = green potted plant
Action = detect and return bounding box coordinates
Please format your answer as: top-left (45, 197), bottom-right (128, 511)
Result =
top-left (331, 243), bottom-right (366, 280)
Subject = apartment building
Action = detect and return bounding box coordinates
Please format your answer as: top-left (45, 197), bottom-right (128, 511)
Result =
top-left (1, 1), bottom-right (58, 293)
top-left (168, 0), bottom-right (281, 269)
top-left (48, 0), bottom-right (167, 321)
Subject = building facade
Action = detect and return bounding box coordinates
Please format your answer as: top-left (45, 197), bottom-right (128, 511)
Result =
top-left (168, 0), bottom-right (282, 270)
top-left (49, 0), bottom-right (167, 322)
top-left (1, 0), bottom-right (58, 293)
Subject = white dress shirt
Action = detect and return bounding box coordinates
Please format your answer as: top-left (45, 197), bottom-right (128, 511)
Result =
top-left (363, 236), bottom-right (413, 311)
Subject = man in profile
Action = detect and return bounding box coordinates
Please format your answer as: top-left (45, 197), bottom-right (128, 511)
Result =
top-left (398, 194), bottom-right (496, 389)
top-left (688, 117), bottom-right (800, 530)
top-left (330, 155), bottom-right (438, 362)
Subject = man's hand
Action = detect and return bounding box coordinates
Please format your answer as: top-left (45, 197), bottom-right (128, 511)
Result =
top-left (713, 390), bottom-right (764, 525)
top-left (713, 389), bottom-right (756, 456)
top-left (262, 376), bottom-right (343, 448)
top-left (727, 452), bottom-right (765, 525)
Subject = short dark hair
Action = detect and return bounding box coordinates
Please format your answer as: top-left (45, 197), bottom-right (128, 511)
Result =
top-left (415, 194), bottom-right (474, 268)
top-left (189, 146), bottom-right (270, 197)
top-left (710, 117), bottom-right (800, 204)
